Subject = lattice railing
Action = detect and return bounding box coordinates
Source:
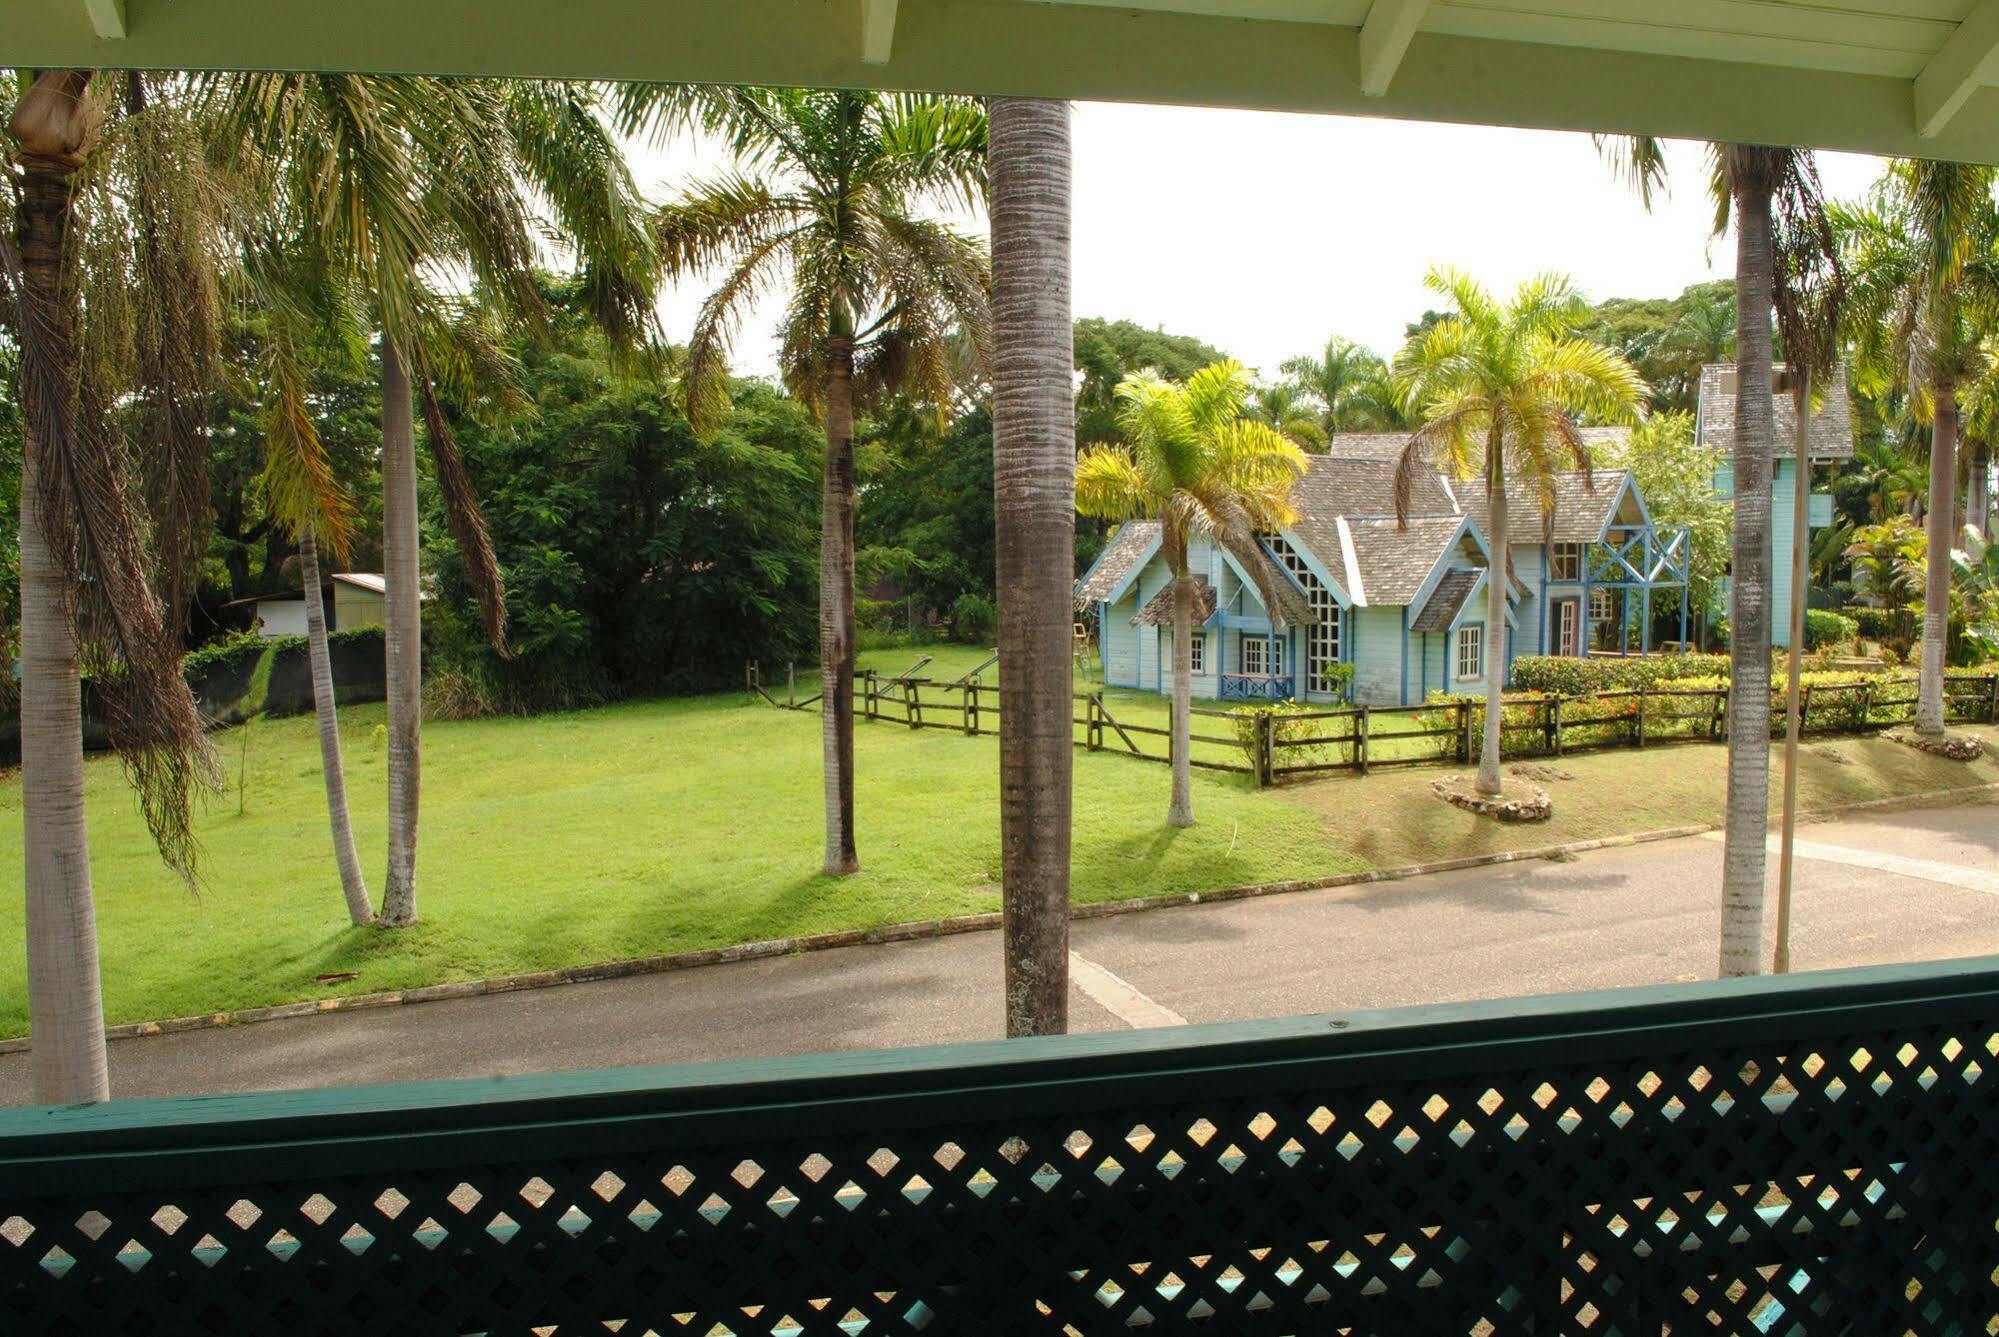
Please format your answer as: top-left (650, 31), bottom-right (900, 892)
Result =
top-left (2, 958), bottom-right (1994, 1334)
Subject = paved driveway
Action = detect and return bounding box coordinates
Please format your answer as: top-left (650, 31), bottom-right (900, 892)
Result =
top-left (3, 799), bottom-right (1995, 1105)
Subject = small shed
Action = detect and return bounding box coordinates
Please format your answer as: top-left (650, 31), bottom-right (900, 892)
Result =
top-left (227, 573), bottom-right (390, 640)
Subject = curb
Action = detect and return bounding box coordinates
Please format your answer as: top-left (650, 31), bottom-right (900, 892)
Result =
top-left (5, 780), bottom-right (1995, 1057)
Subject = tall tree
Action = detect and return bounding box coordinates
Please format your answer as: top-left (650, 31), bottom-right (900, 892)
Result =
top-left (1597, 135), bottom-right (1839, 978)
top-left (218, 75), bottom-right (658, 923)
top-left (1077, 360), bottom-right (1306, 827)
top-left (1391, 268), bottom-right (1646, 795)
top-left (990, 98), bottom-right (1075, 1039)
top-left (1281, 335), bottom-right (1403, 437)
top-left (1836, 158), bottom-right (1999, 734)
top-left (629, 86), bottom-right (991, 876)
top-left (1249, 379), bottom-right (1328, 448)
top-left (3, 72), bottom-right (223, 1102)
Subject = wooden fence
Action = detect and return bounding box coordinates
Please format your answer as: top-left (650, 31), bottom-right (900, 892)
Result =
top-left (748, 664), bottom-right (1999, 788)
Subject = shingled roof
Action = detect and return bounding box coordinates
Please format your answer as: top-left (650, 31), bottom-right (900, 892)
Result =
top-left (1075, 521), bottom-right (1160, 604)
top-left (1341, 515), bottom-right (1473, 607)
top-left (1287, 454), bottom-right (1457, 568)
top-left (1410, 568), bottom-right (1484, 634)
top-left (1697, 362), bottom-right (1855, 459)
top-left (1456, 467), bottom-right (1635, 545)
top-left (1328, 426), bottom-right (1632, 464)
top-left (1131, 575), bottom-right (1216, 627)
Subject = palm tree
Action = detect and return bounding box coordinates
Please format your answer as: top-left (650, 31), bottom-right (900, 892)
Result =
top-left (1250, 379), bottom-right (1328, 448)
top-left (988, 97), bottom-right (1074, 1039)
top-left (1850, 437), bottom-right (1928, 522)
top-left (217, 75), bottom-right (658, 923)
top-left (1664, 287), bottom-right (1736, 407)
top-left (1597, 135), bottom-right (1840, 978)
top-left (1835, 159), bottom-right (1999, 736)
top-left (4, 72), bottom-right (224, 1102)
top-left (1077, 360), bottom-right (1307, 828)
top-left (628, 87), bottom-right (991, 876)
top-left (1282, 335), bottom-right (1403, 438)
top-left (1391, 268), bottom-right (1646, 796)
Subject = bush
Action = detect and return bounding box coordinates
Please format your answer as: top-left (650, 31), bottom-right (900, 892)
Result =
top-left (1850, 606), bottom-right (1917, 645)
top-left (1803, 609), bottom-right (1858, 650)
top-left (422, 665), bottom-right (499, 721)
top-left (1510, 654), bottom-right (1731, 695)
top-left (950, 593), bottom-right (997, 642)
top-left (1228, 701), bottom-right (1353, 769)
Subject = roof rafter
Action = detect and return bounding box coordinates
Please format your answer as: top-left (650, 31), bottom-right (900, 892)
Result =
top-left (1916, 0), bottom-right (1999, 138)
top-left (1358, 0), bottom-right (1429, 98)
top-left (861, 0), bottom-right (899, 65)
top-left (81, 0), bottom-right (124, 39)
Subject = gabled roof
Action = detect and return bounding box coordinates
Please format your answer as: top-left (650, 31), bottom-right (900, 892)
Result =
top-left (1287, 454), bottom-right (1456, 563)
top-left (1410, 568), bottom-right (1483, 634)
top-left (1132, 575), bottom-right (1216, 627)
top-left (1697, 362), bottom-right (1855, 459)
top-left (1076, 521), bottom-right (1161, 605)
top-left (1340, 515), bottom-right (1472, 607)
top-left (1457, 468), bottom-right (1638, 545)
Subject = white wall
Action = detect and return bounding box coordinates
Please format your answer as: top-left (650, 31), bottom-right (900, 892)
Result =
top-left (256, 600), bottom-right (309, 639)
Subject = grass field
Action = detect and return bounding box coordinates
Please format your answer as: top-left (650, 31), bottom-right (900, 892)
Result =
top-left (0, 644), bottom-right (1991, 1038)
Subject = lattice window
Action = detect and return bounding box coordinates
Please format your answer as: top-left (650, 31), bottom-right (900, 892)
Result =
top-left (1550, 541), bottom-right (1583, 581)
top-left (1267, 537), bottom-right (1339, 688)
top-left (1187, 633), bottom-right (1206, 675)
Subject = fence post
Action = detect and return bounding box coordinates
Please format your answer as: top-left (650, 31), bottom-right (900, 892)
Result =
top-left (1458, 701), bottom-right (1472, 764)
top-left (1635, 687), bottom-right (1647, 748)
top-left (1257, 711), bottom-right (1274, 787)
top-left (1800, 683), bottom-right (1812, 736)
top-left (864, 670), bottom-right (877, 721)
top-left (1551, 696), bottom-right (1565, 757)
top-left (908, 679), bottom-right (923, 730)
top-left (1710, 687), bottom-right (1726, 741)
top-left (1989, 673), bottom-right (1998, 724)
top-left (1358, 706), bottom-right (1371, 775)
top-left (787, 662), bottom-right (795, 708)
top-left (1860, 679), bottom-right (1874, 730)
top-left (1090, 692), bottom-right (1104, 750)
top-left (746, 661), bottom-right (757, 698)
top-left (964, 682), bottom-right (976, 736)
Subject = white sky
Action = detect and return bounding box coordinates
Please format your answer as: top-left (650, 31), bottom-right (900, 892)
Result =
top-left (643, 102), bottom-right (1890, 382)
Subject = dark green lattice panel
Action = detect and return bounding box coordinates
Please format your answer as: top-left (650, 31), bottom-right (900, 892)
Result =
top-left (2, 958), bottom-right (1995, 1334)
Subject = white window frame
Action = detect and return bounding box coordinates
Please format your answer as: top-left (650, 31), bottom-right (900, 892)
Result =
top-left (1590, 587), bottom-right (1614, 622)
top-left (1241, 635), bottom-right (1283, 677)
top-left (1188, 631), bottom-right (1207, 675)
top-left (1549, 541), bottom-right (1583, 581)
top-left (1455, 624), bottom-right (1485, 682)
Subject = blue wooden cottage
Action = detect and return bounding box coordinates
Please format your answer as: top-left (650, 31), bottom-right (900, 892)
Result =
top-left (1077, 445), bottom-right (1693, 708)
top-left (1696, 362), bottom-right (1854, 645)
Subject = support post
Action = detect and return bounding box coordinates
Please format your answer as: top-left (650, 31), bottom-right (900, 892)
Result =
top-left (1358, 706), bottom-right (1371, 775)
top-left (1641, 586), bottom-right (1652, 655)
top-left (1776, 412), bottom-right (1814, 976)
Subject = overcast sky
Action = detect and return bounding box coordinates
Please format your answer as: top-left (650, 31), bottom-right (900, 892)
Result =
top-left (645, 102), bottom-right (1890, 382)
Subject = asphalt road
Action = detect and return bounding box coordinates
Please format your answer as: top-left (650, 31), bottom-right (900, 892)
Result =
top-left (3, 798), bottom-right (1995, 1106)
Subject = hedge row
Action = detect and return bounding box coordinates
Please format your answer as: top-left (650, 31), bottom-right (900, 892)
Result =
top-left (181, 626), bottom-right (385, 680)
top-left (1510, 654), bottom-right (1732, 695)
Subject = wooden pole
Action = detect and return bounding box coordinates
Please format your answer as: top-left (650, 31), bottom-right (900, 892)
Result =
top-left (787, 662), bottom-right (795, 708)
top-left (1775, 373), bottom-right (1813, 976)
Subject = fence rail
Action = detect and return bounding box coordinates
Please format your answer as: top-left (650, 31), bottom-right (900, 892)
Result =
top-left (749, 665), bottom-right (1999, 788)
top-left (3, 956), bottom-right (1993, 1333)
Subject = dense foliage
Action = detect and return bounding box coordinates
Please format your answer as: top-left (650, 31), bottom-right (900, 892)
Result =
top-left (424, 297), bottom-right (824, 711)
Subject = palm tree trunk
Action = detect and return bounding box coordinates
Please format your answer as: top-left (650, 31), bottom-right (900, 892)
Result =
top-left (1718, 158), bottom-right (1776, 979)
top-left (16, 149), bottom-right (110, 1105)
top-left (1168, 568), bottom-right (1196, 827)
top-left (1916, 382), bottom-right (1958, 736)
top-left (1479, 440), bottom-right (1508, 796)
top-left (379, 337), bottom-right (422, 925)
top-left (820, 332), bottom-right (860, 876)
top-left (1969, 443), bottom-right (1991, 539)
top-left (299, 524), bottom-right (374, 926)
top-left (990, 96), bottom-right (1074, 1038)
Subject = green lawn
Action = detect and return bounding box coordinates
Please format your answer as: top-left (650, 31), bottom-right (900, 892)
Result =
top-left (1, 649), bottom-right (1992, 1039)
top-left (0, 664), bottom-right (1344, 1038)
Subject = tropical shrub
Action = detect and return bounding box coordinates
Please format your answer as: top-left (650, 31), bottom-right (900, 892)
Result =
top-left (950, 593), bottom-right (997, 642)
top-left (1228, 701), bottom-right (1353, 769)
top-left (1510, 653), bottom-right (1731, 695)
top-left (1803, 609), bottom-right (1859, 650)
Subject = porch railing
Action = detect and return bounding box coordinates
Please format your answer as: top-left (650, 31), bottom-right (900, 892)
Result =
top-left (1219, 671), bottom-right (1293, 701)
top-left (2, 957), bottom-right (1993, 1333)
